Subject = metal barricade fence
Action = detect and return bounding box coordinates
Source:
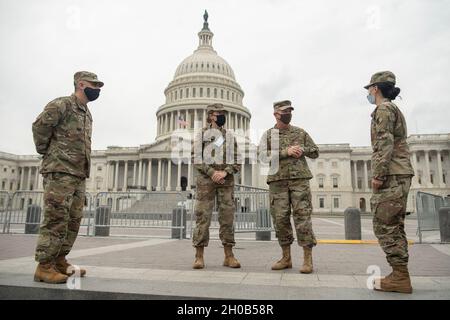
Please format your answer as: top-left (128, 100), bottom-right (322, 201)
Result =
top-left (3, 191), bottom-right (44, 234)
top-left (0, 191), bottom-right (11, 233)
top-left (92, 191), bottom-right (187, 239)
top-left (416, 191), bottom-right (446, 243)
top-left (189, 184), bottom-right (272, 238)
top-left (2, 191), bottom-right (94, 235)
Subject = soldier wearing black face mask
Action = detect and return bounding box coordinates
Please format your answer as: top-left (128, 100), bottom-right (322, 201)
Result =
top-left (31, 71), bottom-right (103, 284)
top-left (259, 100), bottom-right (319, 274)
top-left (191, 103), bottom-right (241, 269)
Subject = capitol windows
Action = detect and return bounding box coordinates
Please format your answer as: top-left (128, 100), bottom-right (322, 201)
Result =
top-left (333, 197), bottom-right (340, 209)
top-left (430, 173), bottom-right (434, 185)
top-left (232, 92), bottom-right (235, 102)
top-left (227, 91), bottom-right (230, 100)
top-left (318, 176), bottom-right (324, 188)
top-left (332, 176), bottom-right (339, 188)
top-left (214, 88), bottom-right (217, 98)
top-left (1, 181), bottom-right (5, 190)
top-left (170, 92), bottom-right (173, 102)
top-left (180, 89), bottom-right (183, 99)
top-left (207, 88), bottom-right (210, 97)
top-left (200, 88), bottom-right (203, 97)
top-left (9, 182), bottom-right (13, 190)
top-left (175, 91), bottom-right (178, 100)
top-left (221, 89), bottom-right (224, 99)
top-left (193, 88), bottom-right (196, 97)
top-left (443, 173), bottom-right (447, 184)
top-left (97, 166), bottom-right (102, 171)
top-left (186, 88), bottom-right (189, 98)
top-left (3, 168), bottom-right (6, 172)
top-left (319, 197), bottom-right (325, 208)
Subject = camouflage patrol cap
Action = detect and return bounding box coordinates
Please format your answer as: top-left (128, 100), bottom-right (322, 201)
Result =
top-left (74, 71), bottom-right (104, 87)
top-left (364, 71), bottom-right (396, 89)
top-left (206, 103), bottom-right (227, 114)
top-left (273, 100), bottom-right (294, 111)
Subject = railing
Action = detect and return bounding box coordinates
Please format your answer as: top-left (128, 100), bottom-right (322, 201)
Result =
top-left (2, 191), bottom-right (94, 235)
top-left (416, 191), bottom-right (448, 243)
top-left (92, 191), bottom-right (187, 238)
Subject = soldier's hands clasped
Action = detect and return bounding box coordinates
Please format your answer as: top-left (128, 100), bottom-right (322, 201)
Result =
top-left (287, 145), bottom-right (303, 158)
top-left (212, 170), bottom-right (227, 184)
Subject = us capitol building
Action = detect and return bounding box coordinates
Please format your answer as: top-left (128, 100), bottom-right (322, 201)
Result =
top-left (1, 13), bottom-right (449, 213)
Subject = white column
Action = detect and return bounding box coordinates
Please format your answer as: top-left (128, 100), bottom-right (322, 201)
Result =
top-left (104, 162), bottom-right (109, 190)
top-left (234, 113), bottom-right (237, 130)
top-left (114, 162), bottom-right (119, 191)
top-left (251, 162), bottom-right (256, 187)
top-left (176, 159), bottom-right (181, 191)
top-left (194, 109), bottom-right (198, 129)
top-left (166, 159), bottom-right (172, 191)
top-left (138, 160), bottom-right (143, 187)
top-left (187, 163), bottom-right (192, 191)
top-left (133, 161), bottom-right (137, 186)
top-left (240, 116), bottom-right (244, 131)
top-left (156, 159), bottom-right (162, 191)
top-left (437, 150), bottom-right (444, 186)
top-left (123, 161), bottom-right (128, 191)
top-left (353, 161), bottom-right (358, 190)
top-left (28, 167), bottom-right (34, 189)
top-left (203, 109), bottom-right (206, 127)
top-left (147, 159), bottom-right (152, 191)
top-left (424, 150), bottom-right (431, 186)
top-left (38, 174), bottom-right (43, 191)
top-left (363, 161), bottom-right (368, 191)
top-left (20, 167), bottom-right (25, 190)
top-left (34, 167), bottom-right (39, 190)
top-left (241, 159), bottom-right (246, 185)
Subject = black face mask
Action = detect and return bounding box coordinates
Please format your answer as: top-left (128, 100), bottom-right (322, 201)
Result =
top-left (279, 113), bottom-right (292, 125)
top-left (215, 114), bottom-right (226, 127)
top-left (84, 87), bottom-right (101, 101)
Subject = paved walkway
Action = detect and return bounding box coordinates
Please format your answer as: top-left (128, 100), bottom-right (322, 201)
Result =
top-left (0, 234), bottom-right (449, 299)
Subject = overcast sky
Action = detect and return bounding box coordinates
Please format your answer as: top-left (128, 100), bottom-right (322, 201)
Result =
top-left (1, 0), bottom-right (449, 155)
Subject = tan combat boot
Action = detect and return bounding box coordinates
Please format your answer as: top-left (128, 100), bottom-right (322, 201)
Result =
top-left (193, 246), bottom-right (205, 269)
top-left (55, 255), bottom-right (86, 277)
top-left (223, 245), bottom-right (241, 268)
top-left (271, 245), bottom-right (292, 270)
top-left (300, 246), bottom-right (313, 274)
top-left (374, 265), bottom-right (413, 294)
top-left (34, 262), bottom-right (68, 284)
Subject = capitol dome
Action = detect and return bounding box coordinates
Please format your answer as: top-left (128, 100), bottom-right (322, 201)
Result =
top-left (156, 11), bottom-right (251, 140)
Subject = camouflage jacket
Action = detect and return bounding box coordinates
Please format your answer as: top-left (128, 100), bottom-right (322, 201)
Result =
top-left (260, 125), bottom-right (319, 183)
top-left (32, 94), bottom-right (92, 179)
top-left (370, 101), bottom-right (414, 179)
top-left (191, 124), bottom-right (241, 178)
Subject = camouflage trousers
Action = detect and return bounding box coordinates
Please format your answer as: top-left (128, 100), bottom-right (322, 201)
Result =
top-left (269, 178), bottom-right (317, 247)
top-left (371, 175), bottom-right (412, 266)
top-left (35, 172), bottom-right (86, 263)
top-left (192, 174), bottom-right (236, 247)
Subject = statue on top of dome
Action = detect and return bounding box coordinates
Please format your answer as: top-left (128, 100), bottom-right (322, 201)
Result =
top-left (202, 10), bottom-right (209, 30)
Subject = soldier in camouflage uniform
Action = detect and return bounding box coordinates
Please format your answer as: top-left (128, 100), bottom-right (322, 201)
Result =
top-left (365, 71), bottom-right (414, 294)
top-left (191, 103), bottom-right (241, 269)
top-left (259, 100), bottom-right (319, 273)
top-left (32, 71), bottom-right (104, 283)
